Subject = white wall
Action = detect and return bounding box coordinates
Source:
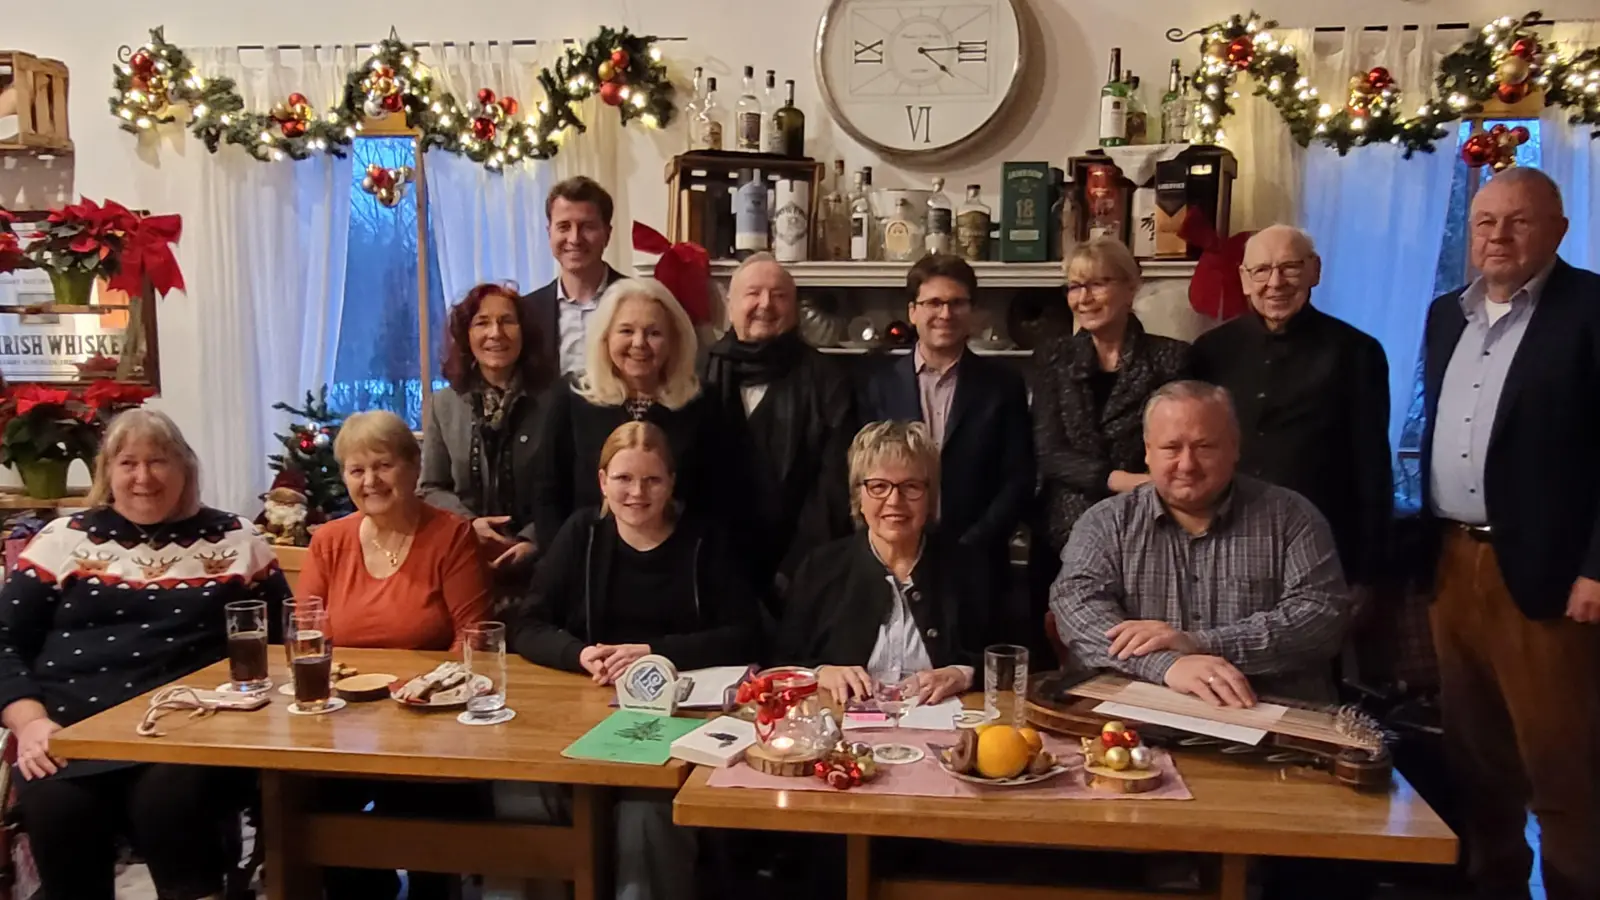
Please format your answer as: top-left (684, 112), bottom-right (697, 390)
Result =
top-left (5, 0), bottom-right (1595, 440)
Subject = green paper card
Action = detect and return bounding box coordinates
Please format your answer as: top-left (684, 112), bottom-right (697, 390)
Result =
top-left (561, 711), bottom-right (704, 766)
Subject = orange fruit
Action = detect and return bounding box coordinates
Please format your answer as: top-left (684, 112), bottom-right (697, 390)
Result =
top-left (976, 726), bottom-right (1032, 779)
top-left (1018, 727), bottom-right (1044, 754)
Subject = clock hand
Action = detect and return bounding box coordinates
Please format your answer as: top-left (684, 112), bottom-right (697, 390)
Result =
top-left (916, 47), bottom-right (955, 76)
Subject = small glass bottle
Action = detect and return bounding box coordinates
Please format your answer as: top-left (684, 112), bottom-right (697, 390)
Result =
top-left (955, 184), bottom-right (992, 263)
top-left (771, 80), bottom-right (805, 158)
top-left (1125, 72), bottom-right (1149, 145)
top-left (849, 171), bottom-right (872, 262)
top-left (816, 159), bottom-right (850, 261)
top-left (1099, 48), bottom-right (1129, 148)
top-left (881, 198), bottom-right (925, 263)
top-left (761, 71), bottom-right (782, 153)
top-left (735, 66), bottom-right (762, 151)
top-left (683, 66), bottom-right (705, 152)
top-left (925, 177), bottom-right (953, 255)
top-left (773, 178), bottom-right (810, 263)
top-left (694, 77), bottom-right (724, 151)
top-left (861, 166), bottom-right (880, 260)
top-left (1160, 58), bottom-right (1189, 144)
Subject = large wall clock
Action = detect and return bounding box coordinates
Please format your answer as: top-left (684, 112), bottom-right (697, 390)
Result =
top-left (815, 0), bottom-right (1025, 158)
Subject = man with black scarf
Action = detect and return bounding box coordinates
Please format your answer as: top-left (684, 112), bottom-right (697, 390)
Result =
top-left (705, 253), bottom-right (858, 602)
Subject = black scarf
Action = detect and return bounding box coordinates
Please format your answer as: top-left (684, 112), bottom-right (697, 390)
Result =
top-left (705, 330), bottom-right (807, 392)
top-left (467, 376), bottom-right (524, 519)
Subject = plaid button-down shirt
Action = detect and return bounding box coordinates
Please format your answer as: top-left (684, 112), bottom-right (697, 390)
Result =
top-left (1050, 476), bottom-right (1350, 703)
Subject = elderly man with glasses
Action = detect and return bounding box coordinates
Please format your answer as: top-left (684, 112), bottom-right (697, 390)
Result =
top-left (1190, 224), bottom-right (1392, 595)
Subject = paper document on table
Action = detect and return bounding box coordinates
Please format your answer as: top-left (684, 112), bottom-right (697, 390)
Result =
top-left (1092, 701), bottom-right (1269, 745)
top-left (1108, 679), bottom-right (1289, 729)
top-left (678, 666), bottom-right (752, 709)
top-left (844, 698), bottom-right (963, 731)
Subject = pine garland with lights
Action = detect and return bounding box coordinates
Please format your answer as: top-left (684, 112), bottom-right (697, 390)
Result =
top-left (266, 387), bottom-right (351, 520)
top-left (109, 25), bottom-right (675, 169)
top-left (1182, 9), bottom-right (1600, 158)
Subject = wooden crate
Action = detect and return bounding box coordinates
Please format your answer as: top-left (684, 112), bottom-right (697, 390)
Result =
top-left (0, 51), bottom-right (72, 153)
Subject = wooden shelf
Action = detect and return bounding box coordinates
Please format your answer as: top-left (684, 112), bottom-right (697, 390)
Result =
top-left (0, 303), bottom-right (131, 315)
top-left (637, 259), bottom-right (1196, 289)
top-left (0, 489), bottom-right (90, 510)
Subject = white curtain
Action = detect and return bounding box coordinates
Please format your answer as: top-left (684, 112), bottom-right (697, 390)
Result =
top-left (1543, 21), bottom-right (1600, 271)
top-left (424, 42), bottom-right (556, 306)
top-left (1299, 25), bottom-right (1461, 449)
top-left (134, 47), bottom-right (353, 518)
top-left (1221, 27), bottom-right (1314, 232)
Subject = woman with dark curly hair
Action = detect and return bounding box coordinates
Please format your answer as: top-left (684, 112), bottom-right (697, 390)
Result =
top-left (421, 282), bottom-right (557, 575)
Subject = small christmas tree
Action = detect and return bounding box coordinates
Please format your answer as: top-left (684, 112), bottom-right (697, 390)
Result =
top-left (267, 387), bottom-right (352, 520)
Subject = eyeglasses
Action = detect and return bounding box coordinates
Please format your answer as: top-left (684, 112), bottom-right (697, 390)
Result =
top-left (1242, 259), bottom-right (1310, 283)
top-left (1065, 279), bottom-right (1122, 295)
top-left (859, 478), bottom-right (928, 501)
top-left (913, 297), bottom-right (972, 314)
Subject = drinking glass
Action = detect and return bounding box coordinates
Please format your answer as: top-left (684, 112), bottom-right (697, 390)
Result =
top-left (871, 673), bottom-right (922, 763)
top-left (224, 600), bottom-right (271, 692)
top-left (984, 644), bottom-right (1030, 726)
top-left (462, 622), bottom-right (508, 719)
top-left (282, 597), bottom-right (325, 668)
top-left (289, 608), bottom-right (333, 711)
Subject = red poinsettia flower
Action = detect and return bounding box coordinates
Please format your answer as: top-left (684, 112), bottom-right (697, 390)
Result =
top-left (10, 384), bottom-right (73, 415)
top-left (69, 233), bottom-right (101, 254)
top-left (82, 380), bottom-right (156, 412)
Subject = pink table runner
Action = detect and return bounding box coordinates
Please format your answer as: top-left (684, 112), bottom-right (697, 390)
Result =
top-left (706, 728), bottom-right (1193, 800)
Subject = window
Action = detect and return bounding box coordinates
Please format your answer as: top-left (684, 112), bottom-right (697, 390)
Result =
top-left (326, 135), bottom-right (448, 430)
top-left (1392, 118), bottom-right (1542, 513)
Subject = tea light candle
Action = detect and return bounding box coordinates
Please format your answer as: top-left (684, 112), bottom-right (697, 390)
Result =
top-left (769, 736), bottom-right (796, 757)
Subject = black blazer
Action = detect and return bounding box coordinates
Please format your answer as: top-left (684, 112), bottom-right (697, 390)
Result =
top-left (861, 347), bottom-right (1035, 558)
top-left (1422, 259), bottom-right (1600, 619)
top-left (522, 264), bottom-right (628, 366)
top-left (1032, 317), bottom-right (1190, 551)
top-left (777, 531), bottom-right (984, 672)
top-left (511, 508), bottom-right (760, 672)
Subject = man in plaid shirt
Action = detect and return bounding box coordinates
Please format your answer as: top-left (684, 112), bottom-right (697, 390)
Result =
top-left (1050, 380), bottom-right (1351, 705)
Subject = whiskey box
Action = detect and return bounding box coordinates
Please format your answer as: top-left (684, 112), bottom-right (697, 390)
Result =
top-left (1154, 160), bottom-right (1188, 258)
top-left (1154, 145), bottom-right (1238, 259)
top-left (1000, 161), bottom-right (1049, 262)
top-left (1131, 187), bottom-right (1158, 259)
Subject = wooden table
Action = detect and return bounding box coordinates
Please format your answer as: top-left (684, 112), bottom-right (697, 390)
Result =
top-left (52, 647), bottom-right (690, 900)
top-left (674, 748), bottom-right (1456, 900)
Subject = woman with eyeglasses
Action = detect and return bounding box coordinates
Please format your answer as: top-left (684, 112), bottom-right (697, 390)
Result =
top-left (777, 421), bottom-right (983, 705)
top-left (1033, 238), bottom-right (1191, 557)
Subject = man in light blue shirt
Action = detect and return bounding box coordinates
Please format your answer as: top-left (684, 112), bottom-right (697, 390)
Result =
top-left (525, 177), bottom-right (621, 378)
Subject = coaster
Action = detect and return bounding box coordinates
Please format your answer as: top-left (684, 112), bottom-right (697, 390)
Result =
top-left (457, 708), bottom-right (516, 726)
top-left (287, 697), bottom-right (346, 716)
top-left (216, 681), bottom-right (272, 694)
top-left (872, 744), bottom-right (926, 765)
top-left (277, 683), bottom-right (295, 697)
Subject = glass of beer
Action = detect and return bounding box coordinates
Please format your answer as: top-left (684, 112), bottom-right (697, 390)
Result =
top-left (462, 622), bottom-right (507, 720)
top-left (224, 600), bottom-right (272, 692)
top-left (984, 644), bottom-right (1030, 726)
top-left (282, 597), bottom-right (325, 668)
top-left (289, 608), bottom-right (334, 712)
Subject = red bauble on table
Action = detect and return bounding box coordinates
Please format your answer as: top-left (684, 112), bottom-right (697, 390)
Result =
top-left (498, 96), bottom-right (520, 117)
top-left (129, 49), bottom-right (156, 76)
top-left (610, 48), bottom-right (630, 69)
top-left (1226, 35), bottom-right (1255, 69)
top-left (1496, 80), bottom-right (1531, 103)
top-left (381, 92), bottom-right (405, 113)
top-left (1460, 133), bottom-right (1495, 168)
top-left (599, 80), bottom-right (625, 107)
top-left (472, 117), bottom-right (497, 141)
top-left (1364, 67), bottom-right (1393, 91)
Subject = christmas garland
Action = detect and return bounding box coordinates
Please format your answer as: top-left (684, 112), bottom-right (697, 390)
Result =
top-left (109, 26), bottom-right (675, 170)
top-left (1179, 9), bottom-right (1600, 158)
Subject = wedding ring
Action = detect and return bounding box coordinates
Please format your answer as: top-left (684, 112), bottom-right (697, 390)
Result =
top-left (1206, 675), bottom-right (1217, 684)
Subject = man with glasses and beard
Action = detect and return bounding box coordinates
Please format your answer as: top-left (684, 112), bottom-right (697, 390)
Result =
top-left (1191, 225), bottom-right (1392, 596)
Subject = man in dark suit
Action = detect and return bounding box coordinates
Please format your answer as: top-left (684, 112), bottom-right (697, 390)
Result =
top-left (523, 176), bottom-right (625, 377)
top-left (862, 254), bottom-right (1035, 647)
top-left (1422, 167), bottom-right (1600, 900)
top-left (1191, 224), bottom-right (1392, 590)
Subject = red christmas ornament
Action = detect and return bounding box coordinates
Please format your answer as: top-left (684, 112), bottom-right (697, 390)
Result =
top-left (1364, 67), bottom-right (1393, 91)
top-left (610, 48), bottom-right (631, 69)
top-left (1510, 37), bottom-right (1537, 60)
top-left (130, 49), bottom-right (156, 76)
top-left (1490, 123), bottom-right (1509, 137)
top-left (281, 120), bottom-right (307, 138)
top-left (381, 92), bottom-right (405, 113)
top-left (1121, 729), bottom-right (1141, 747)
top-left (498, 96), bottom-right (520, 117)
top-left (1460, 133), bottom-right (1495, 168)
top-left (1496, 80), bottom-right (1530, 103)
top-left (298, 435), bottom-right (316, 452)
top-left (599, 80), bottom-right (625, 107)
top-left (375, 65), bottom-right (396, 81)
top-left (813, 761), bottom-right (829, 779)
top-left (826, 768), bottom-right (853, 790)
top-left (1101, 731), bottom-right (1123, 749)
top-left (472, 117), bottom-right (498, 141)
top-left (1511, 125), bottom-right (1531, 143)
top-left (1226, 35), bottom-right (1255, 69)
top-left (287, 92), bottom-right (308, 108)
top-left (477, 87), bottom-right (497, 107)
top-left (131, 76), bottom-right (149, 92)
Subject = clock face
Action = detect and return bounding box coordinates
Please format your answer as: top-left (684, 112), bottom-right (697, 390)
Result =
top-left (816, 0), bottom-right (1023, 156)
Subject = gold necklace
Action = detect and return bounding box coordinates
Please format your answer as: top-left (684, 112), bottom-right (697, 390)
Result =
top-left (363, 520), bottom-right (409, 569)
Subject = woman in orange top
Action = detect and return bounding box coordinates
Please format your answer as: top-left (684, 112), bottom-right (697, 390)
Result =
top-left (294, 408), bottom-right (490, 900)
top-left (298, 410), bottom-right (489, 650)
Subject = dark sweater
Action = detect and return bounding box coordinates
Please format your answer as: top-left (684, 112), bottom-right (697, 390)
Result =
top-left (530, 380), bottom-right (722, 550)
top-left (511, 508), bottom-right (760, 673)
top-left (0, 507), bottom-right (292, 778)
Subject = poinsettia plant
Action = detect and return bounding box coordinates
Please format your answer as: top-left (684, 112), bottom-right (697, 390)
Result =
top-left (0, 381), bottom-right (157, 466)
top-left (18, 199), bottom-right (137, 277)
top-left (0, 210), bottom-right (24, 273)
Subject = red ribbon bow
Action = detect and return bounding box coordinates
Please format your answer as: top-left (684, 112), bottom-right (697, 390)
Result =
top-left (736, 673), bottom-right (821, 743)
top-left (1179, 212), bottom-right (1253, 322)
top-left (109, 211), bottom-right (185, 299)
top-left (632, 222), bottom-right (709, 325)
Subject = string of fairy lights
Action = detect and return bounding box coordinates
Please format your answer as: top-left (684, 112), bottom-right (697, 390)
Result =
top-left (1181, 9), bottom-right (1600, 164)
top-left (109, 26), bottom-right (676, 171)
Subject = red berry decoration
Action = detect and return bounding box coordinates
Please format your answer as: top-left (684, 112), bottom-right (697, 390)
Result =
top-left (130, 49), bottom-right (155, 76)
top-left (1496, 80), bottom-right (1530, 103)
top-left (610, 48), bottom-right (630, 69)
top-left (1510, 37), bottom-right (1537, 60)
top-left (1226, 35), bottom-right (1255, 70)
top-left (498, 96), bottom-right (520, 117)
top-left (1460, 133), bottom-right (1495, 168)
top-left (1364, 67), bottom-right (1393, 91)
top-left (381, 92), bottom-right (405, 113)
top-left (599, 80), bottom-right (625, 107)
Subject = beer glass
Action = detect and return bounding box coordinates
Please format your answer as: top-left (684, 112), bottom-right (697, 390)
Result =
top-left (462, 622), bottom-right (508, 720)
top-left (289, 608), bottom-right (333, 711)
top-left (224, 600), bottom-right (271, 692)
top-left (984, 644), bottom-right (1029, 726)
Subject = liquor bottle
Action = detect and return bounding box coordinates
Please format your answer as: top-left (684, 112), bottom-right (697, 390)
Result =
top-left (1059, 169), bottom-right (1082, 260)
top-left (734, 169), bottom-right (771, 257)
top-left (694, 77), bottom-right (724, 151)
top-left (1181, 76), bottom-right (1198, 142)
top-left (955, 184), bottom-right (992, 262)
top-left (861, 166), bottom-right (880, 259)
top-left (760, 71), bottom-right (781, 153)
top-left (1099, 48), bottom-right (1129, 148)
top-left (816, 159), bottom-right (850, 260)
top-left (735, 66), bottom-right (762, 151)
top-left (881, 198), bottom-right (925, 263)
top-left (849, 170), bottom-right (871, 261)
top-left (1160, 59), bottom-right (1189, 144)
top-left (925, 177), bottom-right (953, 255)
top-left (1125, 72), bottom-right (1149, 145)
top-left (771, 80), bottom-right (806, 158)
top-left (684, 66), bottom-right (705, 152)
top-left (773, 178), bottom-right (810, 263)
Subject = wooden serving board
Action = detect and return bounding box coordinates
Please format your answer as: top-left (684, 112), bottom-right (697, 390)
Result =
top-left (1084, 764), bottom-right (1163, 793)
top-left (745, 743), bottom-right (820, 777)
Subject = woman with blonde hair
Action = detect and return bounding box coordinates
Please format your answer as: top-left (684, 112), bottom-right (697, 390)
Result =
top-left (530, 277), bottom-right (722, 548)
top-left (0, 408), bottom-right (291, 900)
